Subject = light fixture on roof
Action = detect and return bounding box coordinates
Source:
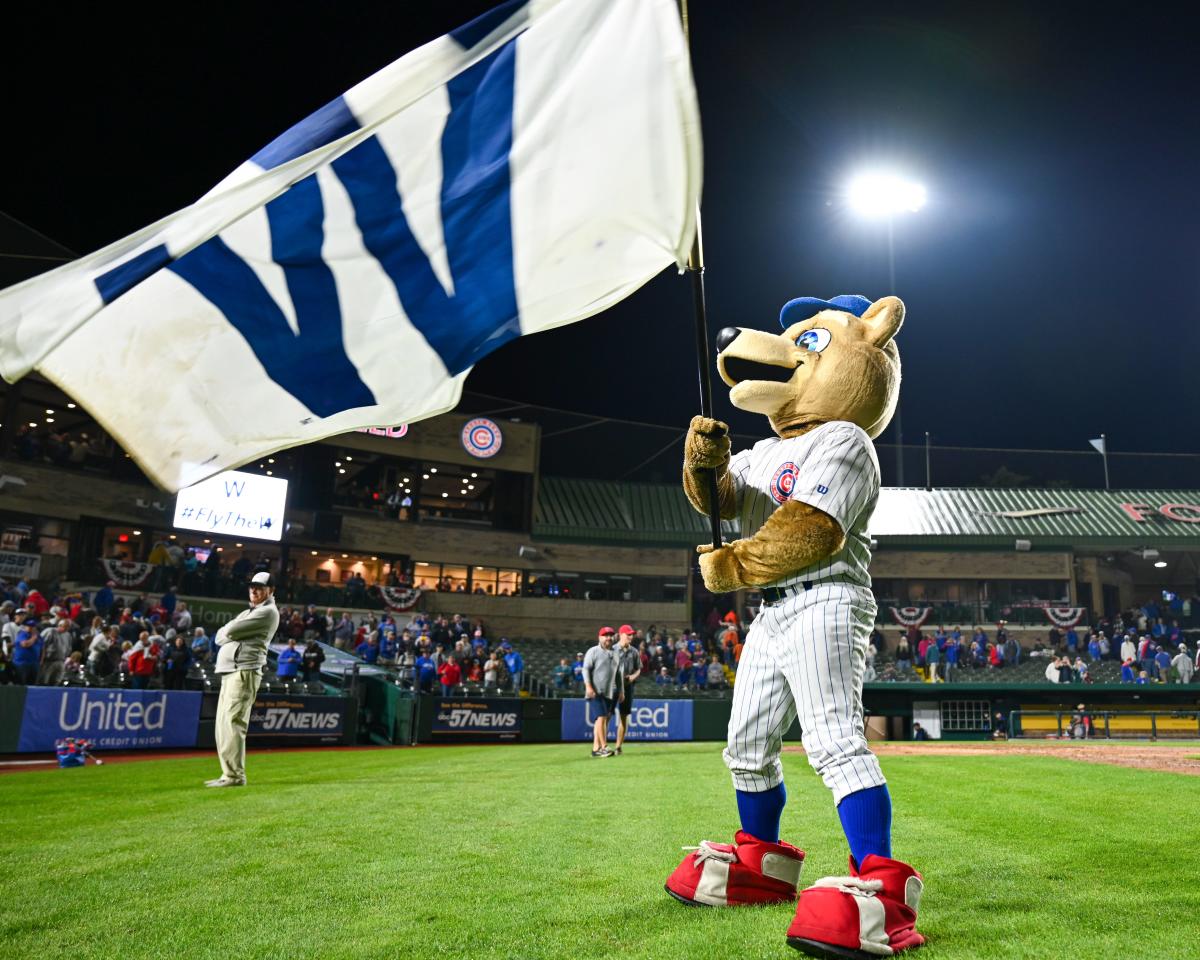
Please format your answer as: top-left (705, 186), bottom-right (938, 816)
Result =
top-left (311, 550), bottom-right (318, 556)
top-left (45, 408), bottom-right (54, 414)
top-left (1154, 560), bottom-right (1168, 568)
top-left (67, 402), bottom-right (76, 409)
top-left (338, 468), bottom-right (346, 474)
top-left (334, 461), bottom-right (341, 467)
top-left (422, 474), bottom-right (430, 480)
top-left (430, 467), bottom-right (437, 473)
top-left (441, 492), bottom-right (449, 498)
top-left (345, 456), bottom-right (352, 461)
top-left (471, 472), bottom-right (478, 478)
top-left (45, 417), bottom-right (54, 423)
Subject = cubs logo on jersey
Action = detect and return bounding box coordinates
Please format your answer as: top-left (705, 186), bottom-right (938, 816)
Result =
top-left (770, 461), bottom-right (799, 504)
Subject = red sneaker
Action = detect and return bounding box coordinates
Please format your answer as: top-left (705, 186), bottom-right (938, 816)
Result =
top-left (665, 831), bottom-right (805, 907)
top-left (786, 855), bottom-right (924, 958)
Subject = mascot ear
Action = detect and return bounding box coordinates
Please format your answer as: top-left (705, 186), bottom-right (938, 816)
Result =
top-left (861, 296), bottom-right (905, 348)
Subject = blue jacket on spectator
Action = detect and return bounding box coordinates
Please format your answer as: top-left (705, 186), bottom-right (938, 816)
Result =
top-left (277, 647), bottom-right (302, 677)
top-left (11, 627), bottom-right (41, 665)
top-left (415, 655), bottom-right (436, 681)
top-left (356, 641), bottom-right (379, 664)
top-left (944, 643), bottom-right (959, 666)
top-left (503, 650), bottom-right (524, 676)
top-left (1120, 663), bottom-right (1136, 682)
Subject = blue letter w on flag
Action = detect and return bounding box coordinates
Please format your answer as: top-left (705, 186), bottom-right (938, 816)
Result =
top-left (167, 41), bottom-right (519, 420)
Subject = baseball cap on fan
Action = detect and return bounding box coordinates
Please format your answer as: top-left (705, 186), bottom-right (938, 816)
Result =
top-left (618, 624), bottom-right (635, 635)
top-left (248, 571), bottom-right (274, 589)
top-left (598, 626), bottom-right (615, 637)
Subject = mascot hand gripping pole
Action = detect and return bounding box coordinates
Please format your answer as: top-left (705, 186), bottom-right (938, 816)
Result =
top-left (665, 295), bottom-right (925, 959)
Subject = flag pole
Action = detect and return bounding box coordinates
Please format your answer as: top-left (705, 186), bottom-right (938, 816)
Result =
top-left (679, 0), bottom-right (723, 550)
top-left (1101, 433), bottom-right (1110, 490)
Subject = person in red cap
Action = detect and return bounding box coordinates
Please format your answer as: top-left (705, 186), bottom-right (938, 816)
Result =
top-left (613, 625), bottom-right (641, 755)
top-left (582, 626), bottom-right (621, 757)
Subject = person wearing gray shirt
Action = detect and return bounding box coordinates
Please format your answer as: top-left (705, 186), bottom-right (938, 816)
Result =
top-left (613, 625), bottom-right (642, 755)
top-left (582, 626), bottom-right (622, 757)
top-left (206, 571), bottom-right (280, 788)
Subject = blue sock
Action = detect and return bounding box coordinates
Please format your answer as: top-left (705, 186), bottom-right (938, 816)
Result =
top-left (837, 784), bottom-right (892, 865)
top-left (736, 783), bottom-right (787, 842)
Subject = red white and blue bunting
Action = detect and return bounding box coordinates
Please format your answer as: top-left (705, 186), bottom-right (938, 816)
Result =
top-left (1044, 607), bottom-right (1086, 628)
top-left (380, 585), bottom-right (422, 611)
top-left (100, 558), bottom-right (155, 588)
top-left (888, 606), bottom-right (932, 628)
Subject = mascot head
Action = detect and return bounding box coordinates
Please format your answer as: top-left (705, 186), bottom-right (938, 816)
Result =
top-left (715, 294), bottom-right (903, 438)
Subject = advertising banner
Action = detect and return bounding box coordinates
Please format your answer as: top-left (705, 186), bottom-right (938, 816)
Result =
top-left (17, 688), bottom-right (202, 752)
top-left (561, 698), bottom-right (693, 742)
top-left (0, 549), bottom-right (41, 579)
top-left (431, 698), bottom-right (522, 741)
top-left (248, 694), bottom-right (347, 743)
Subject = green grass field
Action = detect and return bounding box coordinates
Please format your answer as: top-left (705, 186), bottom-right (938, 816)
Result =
top-left (2, 743), bottom-right (1198, 960)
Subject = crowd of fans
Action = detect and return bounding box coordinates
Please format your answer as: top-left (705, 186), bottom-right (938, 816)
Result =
top-left (5, 571), bottom-right (1196, 694)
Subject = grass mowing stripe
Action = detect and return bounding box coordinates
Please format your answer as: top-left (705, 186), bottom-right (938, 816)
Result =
top-left (1, 743), bottom-right (1197, 959)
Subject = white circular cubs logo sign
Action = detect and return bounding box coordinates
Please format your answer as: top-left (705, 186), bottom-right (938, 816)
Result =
top-left (461, 417), bottom-right (503, 458)
top-left (770, 461), bottom-right (799, 504)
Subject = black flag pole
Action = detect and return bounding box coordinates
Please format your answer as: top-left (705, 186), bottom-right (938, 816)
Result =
top-left (679, 0), bottom-right (724, 550)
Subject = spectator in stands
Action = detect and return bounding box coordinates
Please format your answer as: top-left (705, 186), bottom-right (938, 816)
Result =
top-left (438, 656), bottom-right (461, 696)
top-left (355, 636), bottom-right (380, 664)
top-left (1154, 644), bottom-right (1173, 683)
top-left (571, 652), bottom-right (585, 687)
top-left (173, 602), bottom-right (192, 634)
top-left (1087, 633), bottom-right (1102, 663)
top-left (11, 617), bottom-right (40, 685)
top-left (94, 581), bottom-right (115, 619)
top-left (942, 636), bottom-right (958, 683)
top-left (1138, 635), bottom-right (1156, 679)
top-left (895, 635), bottom-right (912, 674)
top-left (1004, 633), bottom-right (1020, 667)
top-left (1044, 657), bottom-right (1063, 684)
top-left (988, 642), bottom-right (1004, 670)
top-left (502, 642), bottom-right (524, 692)
top-left (128, 632), bottom-right (160, 689)
top-left (277, 638), bottom-right (302, 681)
top-left (1120, 633), bottom-right (1137, 664)
top-left (39, 619), bottom-right (73, 686)
top-left (971, 626), bottom-right (988, 666)
top-left (925, 639), bottom-right (940, 682)
top-left (656, 666), bottom-right (672, 686)
top-left (483, 651), bottom-right (503, 689)
top-left (706, 655), bottom-right (726, 689)
top-left (302, 639), bottom-right (325, 681)
top-left (1135, 670), bottom-right (1149, 685)
top-left (1073, 657), bottom-right (1089, 684)
top-left (191, 627), bottom-right (211, 664)
top-left (1171, 645), bottom-right (1194, 684)
top-left (88, 625), bottom-right (117, 676)
top-left (553, 657), bottom-right (573, 690)
top-left (1057, 657), bottom-right (1074, 684)
top-left (333, 612), bottom-right (355, 650)
top-left (1120, 658), bottom-right (1136, 683)
top-left (163, 635), bottom-right (192, 689)
top-left (674, 645), bottom-right (692, 688)
top-left (415, 649), bottom-right (436, 693)
top-left (1098, 633), bottom-right (1111, 660)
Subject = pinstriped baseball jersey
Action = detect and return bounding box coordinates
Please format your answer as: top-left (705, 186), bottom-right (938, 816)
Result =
top-left (727, 421), bottom-right (879, 588)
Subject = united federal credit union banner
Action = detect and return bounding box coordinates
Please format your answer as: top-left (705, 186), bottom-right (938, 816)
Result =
top-left (431, 698), bottom-right (522, 741)
top-left (17, 688), bottom-right (202, 752)
top-left (561, 698), bottom-right (693, 742)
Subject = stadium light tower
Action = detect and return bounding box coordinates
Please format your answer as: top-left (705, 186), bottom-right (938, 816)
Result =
top-left (845, 169), bottom-right (927, 486)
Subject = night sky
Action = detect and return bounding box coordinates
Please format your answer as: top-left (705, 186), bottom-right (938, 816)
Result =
top-left (4, 2), bottom-right (1198, 485)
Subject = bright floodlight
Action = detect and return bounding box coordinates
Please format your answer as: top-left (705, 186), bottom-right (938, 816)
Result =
top-left (846, 172), bottom-right (927, 218)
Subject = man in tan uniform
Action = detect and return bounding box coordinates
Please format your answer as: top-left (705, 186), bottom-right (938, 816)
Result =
top-left (206, 571), bottom-right (280, 787)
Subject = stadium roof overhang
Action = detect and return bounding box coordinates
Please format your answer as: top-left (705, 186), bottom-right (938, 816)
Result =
top-left (534, 478), bottom-right (1200, 551)
top-left (871, 488), bottom-right (1200, 551)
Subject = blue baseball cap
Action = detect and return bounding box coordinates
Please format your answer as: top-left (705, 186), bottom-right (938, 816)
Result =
top-left (779, 295), bottom-right (871, 329)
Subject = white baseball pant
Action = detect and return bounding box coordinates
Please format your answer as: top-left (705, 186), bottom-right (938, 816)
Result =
top-left (723, 582), bottom-right (886, 804)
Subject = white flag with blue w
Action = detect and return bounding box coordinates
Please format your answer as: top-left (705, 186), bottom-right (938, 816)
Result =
top-left (0, 0), bottom-right (701, 491)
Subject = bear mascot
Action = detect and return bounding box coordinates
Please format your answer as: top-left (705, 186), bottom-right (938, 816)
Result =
top-left (665, 294), bottom-right (925, 958)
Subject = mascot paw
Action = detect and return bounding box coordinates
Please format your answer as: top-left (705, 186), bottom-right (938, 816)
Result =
top-left (698, 542), bottom-right (752, 594)
top-left (685, 416), bottom-right (731, 470)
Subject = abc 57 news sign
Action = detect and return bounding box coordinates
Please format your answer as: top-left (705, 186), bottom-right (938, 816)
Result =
top-left (248, 694), bottom-right (347, 745)
top-left (432, 698), bottom-right (522, 741)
